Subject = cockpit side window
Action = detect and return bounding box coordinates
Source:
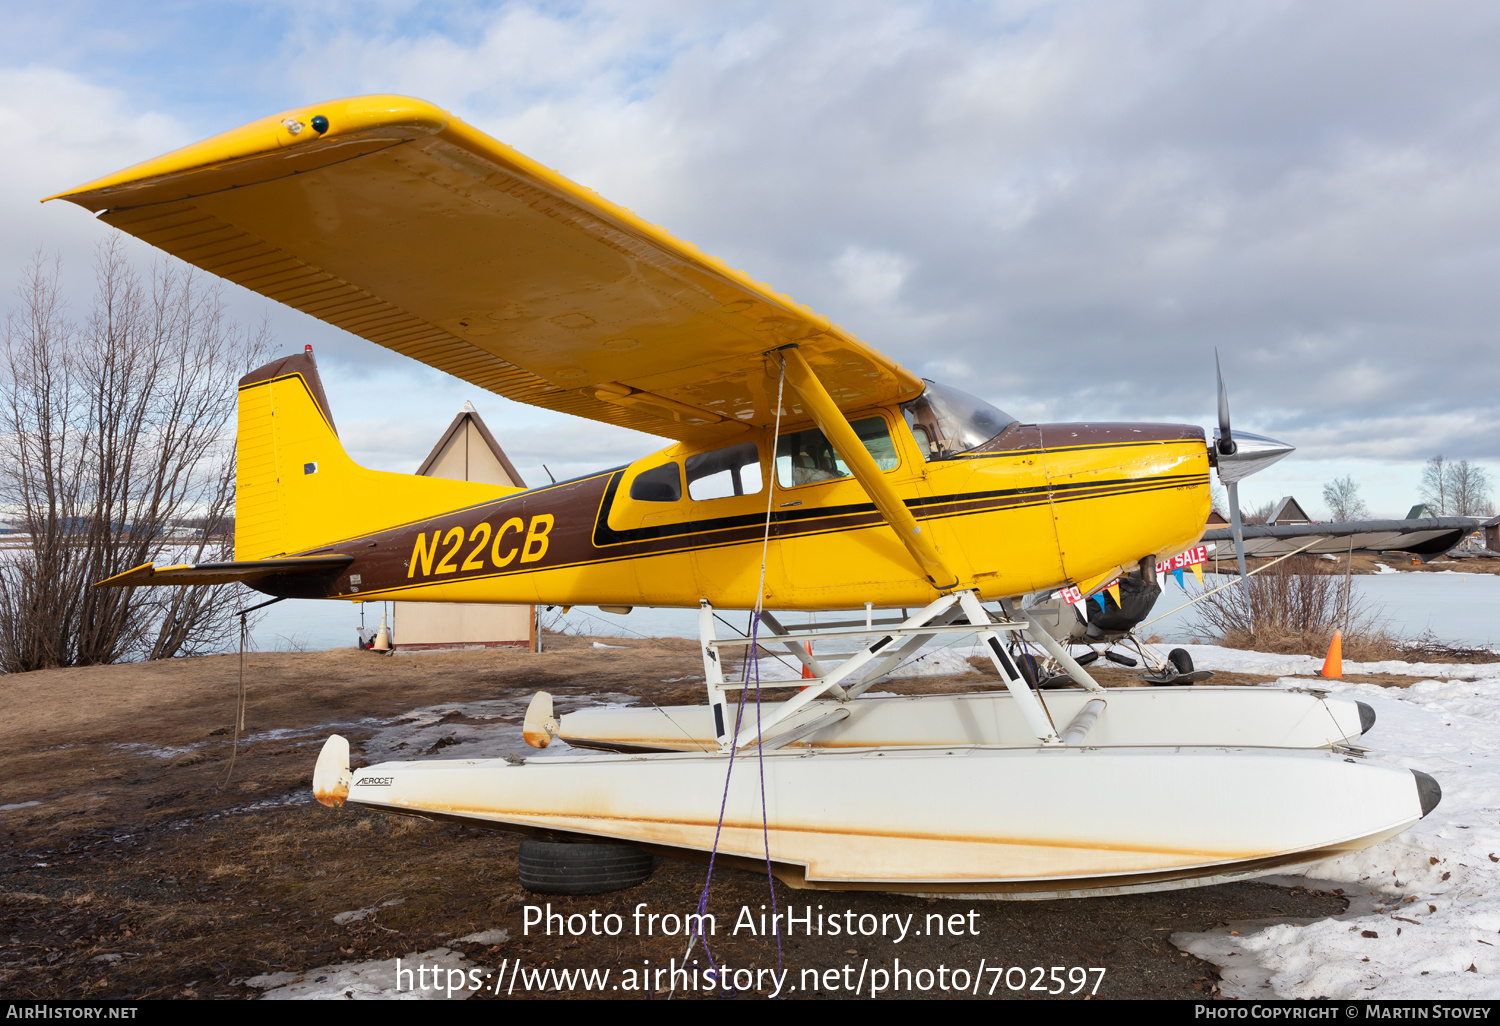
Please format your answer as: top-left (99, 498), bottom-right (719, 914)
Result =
top-left (629, 462), bottom-right (682, 502)
top-left (774, 417), bottom-right (898, 488)
top-left (901, 381), bottom-right (1016, 461)
top-left (686, 442), bottom-right (763, 500)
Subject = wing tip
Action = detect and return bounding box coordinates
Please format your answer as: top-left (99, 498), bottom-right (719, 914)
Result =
top-left (48, 94), bottom-right (450, 210)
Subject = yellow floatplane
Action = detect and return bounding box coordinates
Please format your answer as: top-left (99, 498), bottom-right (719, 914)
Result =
top-left (59, 96), bottom-right (1438, 897)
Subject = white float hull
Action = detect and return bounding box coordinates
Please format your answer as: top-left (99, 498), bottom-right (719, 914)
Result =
top-left (336, 741), bottom-right (1425, 897)
top-left (557, 686), bottom-right (1372, 754)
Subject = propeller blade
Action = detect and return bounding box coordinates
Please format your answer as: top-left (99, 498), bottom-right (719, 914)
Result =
top-left (1215, 348), bottom-right (1235, 456)
top-left (1214, 350), bottom-right (1258, 599)
top-left (1226, 481), bottom-right (1251, 600)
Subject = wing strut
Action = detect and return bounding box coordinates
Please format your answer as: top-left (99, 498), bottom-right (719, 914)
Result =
top-left (780, 348), bottom-right (961, 591)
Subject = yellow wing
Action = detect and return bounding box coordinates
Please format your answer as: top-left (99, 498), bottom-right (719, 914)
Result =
top-left (51, 95), bottom-right (922, 443)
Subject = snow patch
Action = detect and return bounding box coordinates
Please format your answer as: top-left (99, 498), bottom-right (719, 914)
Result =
top-left (246, 947), bottom-right (474, 1000)
top-left (1173, 674), bottom-right (1500, 999)
top-left (1168, 644), bottom-right (1500, 679)
top-left (454, 928), bottom-right (510, 946)
top-left (332, 898), bottom-right (403, 926)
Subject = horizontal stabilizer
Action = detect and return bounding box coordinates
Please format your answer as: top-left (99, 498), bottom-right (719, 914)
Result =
top-left (95, 554), bottom-right (354, 588)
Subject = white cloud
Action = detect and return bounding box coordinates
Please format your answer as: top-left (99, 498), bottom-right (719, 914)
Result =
top-left (4, 1), bottom-right (1500, 517)
top-left (0, 65), bottom-right (190, 284)
top-left (832, 246), bottom-right (911, 308)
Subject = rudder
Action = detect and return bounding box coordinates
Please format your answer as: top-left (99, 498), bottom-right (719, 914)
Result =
top-left (235, 350), bottom-right (517, 559)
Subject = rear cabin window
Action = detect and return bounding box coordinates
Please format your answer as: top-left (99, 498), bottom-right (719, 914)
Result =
top-left (686, 442), bottom-right (763, 500)
top-left (775, 417), bottom-right (898, 488)
top-left (629, 462), bottom-right (682, 502)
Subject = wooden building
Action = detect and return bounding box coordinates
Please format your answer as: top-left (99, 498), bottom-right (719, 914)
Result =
top-left (1267, 495), bottom-right (1312, 526)
top-left (393, 404), bottom-right (536, 653)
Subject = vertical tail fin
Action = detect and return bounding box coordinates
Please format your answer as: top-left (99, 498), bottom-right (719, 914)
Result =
top-left (235, 350), bottom-right (518, 559)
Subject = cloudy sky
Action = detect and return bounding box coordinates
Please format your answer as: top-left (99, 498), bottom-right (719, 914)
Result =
top-left (3, 0), bottom-right (1497, 516)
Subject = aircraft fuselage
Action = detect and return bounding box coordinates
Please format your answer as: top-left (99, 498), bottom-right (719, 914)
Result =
top-left (257, 409), bottom-right (1211, 611)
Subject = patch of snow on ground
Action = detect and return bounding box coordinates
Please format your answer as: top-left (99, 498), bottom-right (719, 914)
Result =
top-left (1166, 644), bottom-right (1500, 679)
top-left (246, 947), bottom-right (475, 999)
top-left (454, 928), bottom-right (510, 946)
top-left (1173, 674), bottom-right (1500, 999)
top-left (332, 898), bottom-right (403, 925)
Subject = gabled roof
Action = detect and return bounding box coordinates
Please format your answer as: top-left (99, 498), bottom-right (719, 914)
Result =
top-left (415, 404), bottom-right (526, 488)
top-left (1269, 495), bottom-right (1311, 525)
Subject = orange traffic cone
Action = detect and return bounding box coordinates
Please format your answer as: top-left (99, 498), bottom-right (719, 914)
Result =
top-left (1319, 630), bottom-right (1343, 679)
top-left (801, 641), bottom-right (816, 680)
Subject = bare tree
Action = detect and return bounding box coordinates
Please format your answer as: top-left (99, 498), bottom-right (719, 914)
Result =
top-left (1321, 474), bottom-right (1370, 522)
top-left (1447, 459), bottom-right (1493, 518)
top-left (1243, 499), bottom-right (1277, 526)
top-left (1420, 455), bottom-right (1449, 515)
top-left (1191, 555), bottom-right (1386, 657)
top-left (1416, 454), bottom-right (1493, 519)
top-left (0, 244), bottom-right (269, 672)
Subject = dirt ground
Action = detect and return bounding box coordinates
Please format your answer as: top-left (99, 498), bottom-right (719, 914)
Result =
top-left (1, 635), bottom-right (1363, 1000)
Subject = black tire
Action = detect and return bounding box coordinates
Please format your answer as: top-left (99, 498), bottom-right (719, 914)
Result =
top-left (1167, 648), bottom-right (1194, 675)
top-left (1103, 649), bottom-right (1138, 667)
top-left (1073, 650), bottom-right (1099, 667)
top-left (1014, 650), bottom-right (1041, 688)
top-left (518, 840), bottom-right (654, 895)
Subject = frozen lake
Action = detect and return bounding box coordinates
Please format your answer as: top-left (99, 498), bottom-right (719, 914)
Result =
top-left (246, 568), bottom-right (1500, 653)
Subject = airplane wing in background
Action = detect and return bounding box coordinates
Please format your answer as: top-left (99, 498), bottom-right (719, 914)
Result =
top-left (1203, 517), bottom-right (1482, 558)
top-left (50, 96), bottom-right (922, 444)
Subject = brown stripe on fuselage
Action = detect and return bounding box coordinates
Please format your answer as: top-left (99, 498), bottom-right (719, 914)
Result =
top-left (264, 422), bottom-right (1207, 598)
top-left (962, 421), bottom-right (1204, 459)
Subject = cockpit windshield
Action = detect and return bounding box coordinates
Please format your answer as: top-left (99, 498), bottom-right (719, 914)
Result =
top-left (901, 381), bottom-right (1017, 461)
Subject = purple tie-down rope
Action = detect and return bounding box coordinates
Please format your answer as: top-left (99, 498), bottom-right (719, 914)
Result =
top-left (750, 610), bottom-right (784, 975)
top-left (685, 641), bottom-right (751, 986)
top-left (687, 358), bottom-right (786, 992)
top-left (685, 611), bottom-right (784, 989)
